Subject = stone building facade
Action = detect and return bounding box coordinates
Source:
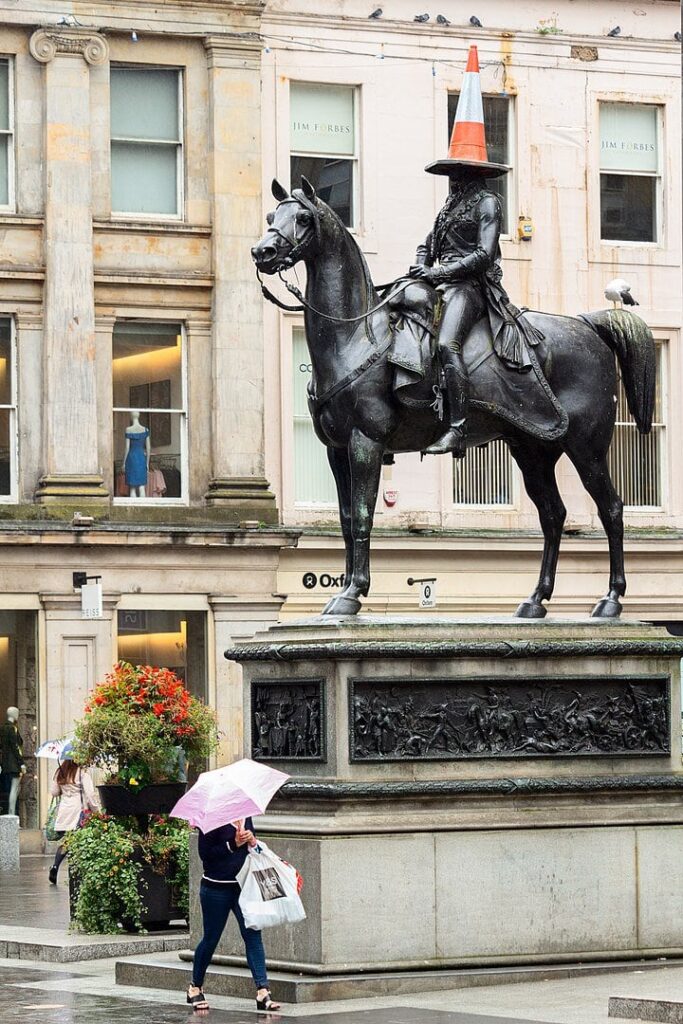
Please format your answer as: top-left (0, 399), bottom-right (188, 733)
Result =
top-left (0, 0), bottom-right (680, 837)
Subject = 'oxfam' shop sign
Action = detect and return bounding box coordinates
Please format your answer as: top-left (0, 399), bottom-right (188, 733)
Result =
top-left (291, 82), bottom-right (355, 156)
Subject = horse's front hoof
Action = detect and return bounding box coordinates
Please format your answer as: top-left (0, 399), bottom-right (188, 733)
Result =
top-left (515, 599), bottom-right (547, 619)
top-left (321, 594), bottom-right (362, 616)
top-left (591, 596), bottom-right (622, 619)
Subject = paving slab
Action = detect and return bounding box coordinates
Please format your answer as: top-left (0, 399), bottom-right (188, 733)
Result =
top-left (609, 996), bottom-right (683, 1022)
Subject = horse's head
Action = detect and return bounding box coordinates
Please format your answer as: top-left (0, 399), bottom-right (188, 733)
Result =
top-left (251, 177), bottom-right (321, 275)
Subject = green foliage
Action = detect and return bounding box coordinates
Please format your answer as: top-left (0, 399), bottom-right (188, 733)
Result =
top-left (66, 813), bottom-right (191, 933)
top-left (73, 662), bottom-right (219, 786)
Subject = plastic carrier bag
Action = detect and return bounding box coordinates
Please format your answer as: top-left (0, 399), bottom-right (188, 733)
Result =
top-left (236, 840), bottom-right (306, 930)
top-left (45, 798), bottom-right (60, 842)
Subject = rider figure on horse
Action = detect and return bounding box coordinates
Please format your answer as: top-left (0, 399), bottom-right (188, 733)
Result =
top-left (409, 46), bottom-right (542, 458)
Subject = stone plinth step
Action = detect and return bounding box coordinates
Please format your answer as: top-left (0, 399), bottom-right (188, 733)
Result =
top-left (609, 997), bottom-right (683, 1022)
top-left (116, 952), bottom-right (683, 1004)
top-left (0, 924), bottom-right (188, 963)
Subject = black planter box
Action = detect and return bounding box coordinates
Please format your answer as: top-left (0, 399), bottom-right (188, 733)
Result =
top-left (97, 782), bottom-right (186, 816)
top-left (69, 858), bottom-right (186, 931)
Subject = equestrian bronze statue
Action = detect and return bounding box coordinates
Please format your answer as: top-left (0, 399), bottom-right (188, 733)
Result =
top-left (252, 48), bottom-right (655, 620)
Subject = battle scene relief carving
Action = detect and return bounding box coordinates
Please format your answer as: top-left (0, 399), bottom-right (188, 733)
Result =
top-left (350, 677), bottom-right (669, 761)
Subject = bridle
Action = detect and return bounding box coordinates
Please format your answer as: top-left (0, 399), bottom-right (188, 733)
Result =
top-left (255, 192), bottom-right (409, 323)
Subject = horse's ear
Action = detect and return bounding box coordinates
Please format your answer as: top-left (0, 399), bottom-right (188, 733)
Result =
top-left (300, 176), bottom-right (316, 201)
top-left (271, 178), bottom-right (290, 202)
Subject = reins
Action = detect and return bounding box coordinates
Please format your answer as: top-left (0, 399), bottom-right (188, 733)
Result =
top-left (256, 268), bottom-right (409, 324)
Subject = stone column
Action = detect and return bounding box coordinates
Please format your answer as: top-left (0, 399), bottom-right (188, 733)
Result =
top-left (203, 36), bottom-right (277, 523)
top-left (29, 30), bottom-right (109, 506)
top-left (209, 596), bottom-right (285, 764)
top-left (94, 315), bottom-right (116, 496)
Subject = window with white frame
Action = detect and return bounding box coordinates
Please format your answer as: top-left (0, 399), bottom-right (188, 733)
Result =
top-left (0, 317), bottom-right (17, 498)
top-left (290, 83), bottom-right (357, 228)
top-left (448, 93), bottom-right (511, 233)
top-left (0, 59), bottom-right (13, 208)
top-left (608, 343), bottom-right (665, 509)
top-left (112, 322), bottom-right (186, 501)
top-left (453, 439), bottom-right (514, 506)
top-left (110, 67), bottom-right (182, 217)
top-left (292, 327), bottom-right (336, 504)
top-left (599, 103), bottom-right (660, 243)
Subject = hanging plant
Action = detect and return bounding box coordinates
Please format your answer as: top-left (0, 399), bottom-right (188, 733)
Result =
top-left (72, 662), bottom-right (218, 787)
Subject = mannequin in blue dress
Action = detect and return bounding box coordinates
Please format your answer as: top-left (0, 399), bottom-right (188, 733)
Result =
top-left (123, 411), bottom-right (151, 498)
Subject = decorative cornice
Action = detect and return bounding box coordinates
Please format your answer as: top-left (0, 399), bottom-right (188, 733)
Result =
top-left (29, 28), bottom-right (109, 66)
top-left (204, 32), bottom-right (261, 70)
top-left (225, 638), bottom-right (683, 662)
top-left (274, 774), bottom-right (683, 802)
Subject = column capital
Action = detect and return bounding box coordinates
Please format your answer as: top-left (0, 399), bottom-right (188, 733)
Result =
top-left (29, 28), bottom-right (109, 66)
top-left (13, 309), bottom-right (43, 330)
top-left (204, 33), bottom-right (262, 70)
top-left (94, 314), bottom-right (117, 332)
top-left (185, 318), bottom-right (212, 337)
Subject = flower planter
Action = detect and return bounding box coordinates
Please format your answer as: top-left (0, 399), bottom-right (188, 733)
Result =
top-left (69, 859), bottom-right (185, 931)
top-left (97, 781), bottom-right (187, 817)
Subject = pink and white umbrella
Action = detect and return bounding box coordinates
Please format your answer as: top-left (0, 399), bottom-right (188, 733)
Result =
top-left (170, 758), bottom-right (290, 833)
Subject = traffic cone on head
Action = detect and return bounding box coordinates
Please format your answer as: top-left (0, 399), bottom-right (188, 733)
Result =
top-left (425, 45), bottom-right (509, 178)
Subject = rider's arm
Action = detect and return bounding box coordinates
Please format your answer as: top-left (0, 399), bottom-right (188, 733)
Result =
top-left (413, 232), bottom-right (434, 267)
top-left (430, 195), bottom-right (502, 284)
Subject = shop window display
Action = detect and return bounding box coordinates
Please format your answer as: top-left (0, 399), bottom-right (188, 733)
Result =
top-left (0, 611), bottom-right (38, 829)
top-left (117, 610), bottom-right (207, 703)
top-left (112, 322), bottom-right (186, 501)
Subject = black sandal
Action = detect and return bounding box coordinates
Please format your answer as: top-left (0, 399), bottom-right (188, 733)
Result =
top-left (187, 986), bottom-right (209, 1011)
top-left (256, 990), bottom-right (281, 1011)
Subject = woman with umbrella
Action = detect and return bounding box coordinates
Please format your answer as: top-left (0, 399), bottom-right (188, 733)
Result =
top-left (172, 759), bottom-right (289, 1013)
top-left (47, 745), bottom-right (100, 885)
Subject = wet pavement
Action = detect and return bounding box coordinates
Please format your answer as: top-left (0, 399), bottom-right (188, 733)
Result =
top-left (0, 855), bottom-right (70, 930)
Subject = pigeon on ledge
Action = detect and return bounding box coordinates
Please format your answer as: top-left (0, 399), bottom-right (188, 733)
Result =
top-left (604, 279), bottom-right (639, 308)
top-left (469, 15), bottom-right (483, 27)
top-left (414, 13), bottom-right (430, 21)
top-left (368, 7), bottom-right (383, 17)
top-left (436, 13), bottom-right (451, 25)
top-left (607, 25), bottom-right (621, 36)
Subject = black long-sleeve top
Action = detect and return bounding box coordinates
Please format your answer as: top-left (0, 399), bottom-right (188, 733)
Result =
top-left (197, 818), bottom-right (255, 883)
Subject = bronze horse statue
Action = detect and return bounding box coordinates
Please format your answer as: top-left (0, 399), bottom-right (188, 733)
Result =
top-left (252, 178), bottom-right (655, 619)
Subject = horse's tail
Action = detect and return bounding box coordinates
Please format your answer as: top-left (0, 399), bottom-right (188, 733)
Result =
top-left (578, 309), bottom-right (656, 433)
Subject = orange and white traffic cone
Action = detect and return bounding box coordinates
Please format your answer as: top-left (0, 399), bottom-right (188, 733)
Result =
top-left (425, 45), bottom-right (509, 177)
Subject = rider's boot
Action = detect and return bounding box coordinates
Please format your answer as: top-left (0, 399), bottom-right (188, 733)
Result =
top-left (424, 356), bottom-right (468, 458)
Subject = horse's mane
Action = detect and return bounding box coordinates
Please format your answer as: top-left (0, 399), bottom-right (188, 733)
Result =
top-left (312, 195), bottom-right (377, 302)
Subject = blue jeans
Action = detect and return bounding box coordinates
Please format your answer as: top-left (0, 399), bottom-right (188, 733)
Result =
top-left (192, 879), bottom-right (268, 990)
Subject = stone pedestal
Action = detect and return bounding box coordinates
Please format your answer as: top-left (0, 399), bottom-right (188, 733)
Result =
top-left (209, 617), bottom-right (683, 988)
top-left (0, 815), bottom-right (20, 873)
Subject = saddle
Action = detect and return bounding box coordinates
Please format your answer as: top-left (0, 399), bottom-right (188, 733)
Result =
top-left (387, 282), bottom-right (568, 443)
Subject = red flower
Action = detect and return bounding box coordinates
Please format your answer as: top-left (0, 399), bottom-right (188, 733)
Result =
top-left (93, 695), bottom-right (105, 706)
top-left (152, 702), bottom-right (166, 717)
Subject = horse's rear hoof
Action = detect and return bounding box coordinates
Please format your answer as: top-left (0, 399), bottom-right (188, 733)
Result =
top-left (515, 600), bottom-right (547, 619)
top-left (322, 594), bottom-right (362, 616)
top-left (591, 596), bottom-right (622, 619)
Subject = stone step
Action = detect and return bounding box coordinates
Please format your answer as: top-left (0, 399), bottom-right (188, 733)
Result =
top-left (0, 924), bottom-right (188, 963)
top-left (609, 996), bottom-right (683, 1022)
top-left (116, 951), bottom-right (683, 1004)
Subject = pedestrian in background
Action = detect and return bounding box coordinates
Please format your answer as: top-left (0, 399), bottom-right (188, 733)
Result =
top-left (0, 706), bottom-right (26, 816)
top-left (48, 759), bottom-right (100, 884)
top-left (186, 817), bottom-right (281, 1013)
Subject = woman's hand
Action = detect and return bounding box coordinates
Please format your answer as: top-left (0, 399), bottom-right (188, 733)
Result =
top-left (235, 827), bottom-right (255, 848)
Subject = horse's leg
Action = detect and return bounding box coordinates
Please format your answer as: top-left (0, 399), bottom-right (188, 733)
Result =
top-left (322, 429), bottom-right (383, 616)
top-left (321, 446), bottom-right (353, 615)
top-left (568, 451), bottom-right (625, 618)
top-left (510, 442), bottom-right (566, 619)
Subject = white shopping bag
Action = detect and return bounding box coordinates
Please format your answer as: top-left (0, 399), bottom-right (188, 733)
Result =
top-left (236, 840), bottom-right (306, 930)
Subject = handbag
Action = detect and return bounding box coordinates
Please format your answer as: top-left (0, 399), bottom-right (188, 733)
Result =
top-left (236, 840), bottom-right (306, 931)
top-left (45, 797), bottom-right (60, 841)
top-left (76, 771), bottom-right (88, 828)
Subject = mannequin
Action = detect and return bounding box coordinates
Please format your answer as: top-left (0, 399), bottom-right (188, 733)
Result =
top-left (0, 706), bottom-right (25, 817)
top-left (123, 410), bottom-right (151, 499)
